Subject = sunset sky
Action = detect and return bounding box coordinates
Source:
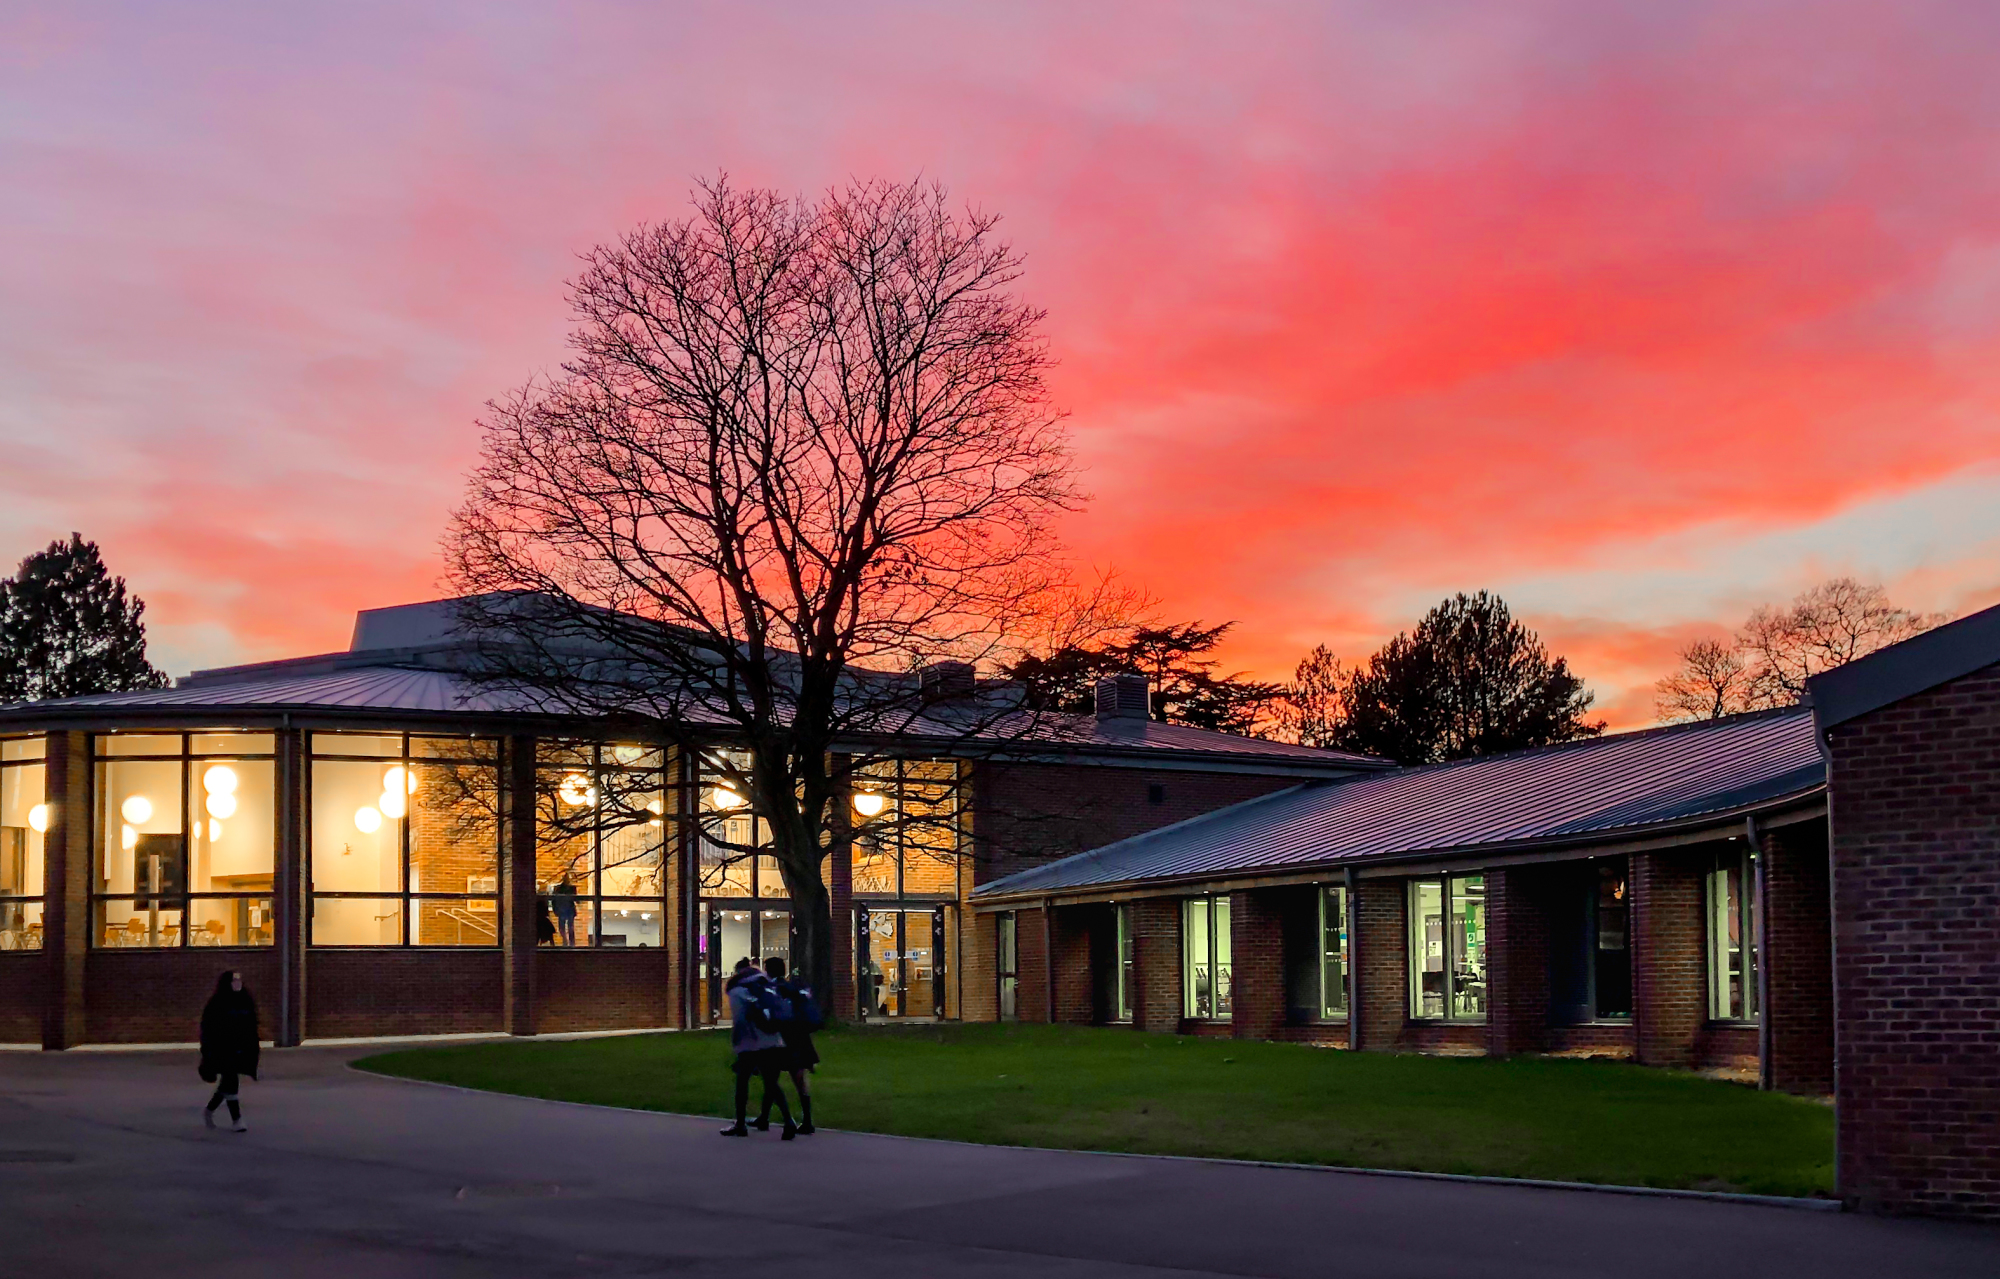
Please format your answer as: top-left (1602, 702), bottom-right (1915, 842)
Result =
top-left (5, 1), bottom-right (1999, 726)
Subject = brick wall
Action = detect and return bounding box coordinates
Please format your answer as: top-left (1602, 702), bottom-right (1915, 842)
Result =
top-left (1485, 866), bottom-right (1552, 1057)
top-left (1546, 1024), bottom-right (1634, 1058)
top-left (1013, 906), bottom-right (1050, 1023)
top-left (1826, 661), bottom-right (2000, 1218)
top-left (84, 949), bottom-right (281, 1044)
top-left (304, 949), bottom-right (503, 1038)
top-left (1631, 849), bottom-right (1705, 1067)
top-left (534, 949), bottom-right (675, 1032)
top-left (962, 910), bottom-right (998, 1021)
top-left (1230, 889), bottom-right (1286, 1041)
top-left (970, 762), bottom-right (1311, 885)
top-left (1354, 879), bottom-right (1407, 1050)
top-left (0, 955), bottom-right (41, 1042)
top-left (1130, 896), bottom-right (1182, 1033)
top-left (1050, 904), bottom-right (1097, 1023)
top-left (1762, 820), bottom-right (1834, 1094)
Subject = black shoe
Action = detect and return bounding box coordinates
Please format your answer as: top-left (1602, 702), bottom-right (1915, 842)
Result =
top-left (797, 1122), bottom-right (815, 1135)
top-left (781, 1122), bottom-right (798, 1141)
top-left (719, 1124), bottom-right (748, 1137)
top-left (750, 1117), bottom-right (770, 1132)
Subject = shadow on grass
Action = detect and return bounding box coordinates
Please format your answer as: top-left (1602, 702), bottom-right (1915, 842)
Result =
top-left (357, 1022), bottom-right (1834, 1197)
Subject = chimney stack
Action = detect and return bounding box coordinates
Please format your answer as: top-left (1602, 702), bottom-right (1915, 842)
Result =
top-left (920, 660), bottom-right (977, 702)
top-left (1094, 672), bottom-right (1151, 721)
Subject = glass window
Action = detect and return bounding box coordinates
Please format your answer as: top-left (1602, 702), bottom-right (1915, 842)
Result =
top-left (1183, 895), bottom-right (1232, 1020)
top-left (1408, 875), bottom-right (1486, 1021)
top-left (0, 741), bottom-right (46, 951)
top-left (996, 912), bottom-right (1018, 1022)
top-left (309, 733), bottom-right (500, 946)
top-left (1114, 902), bottom-right (1135, 1022)
top-left (850, 758), bottom-right (963, 900)
top-left (1320, 885), bottom-right (1349, 1019)
top-left (1707, 846), bottom-right (1759, 1021)
top-left (534, 741), bottom-right (667, 947)
top-left (93, 733), bottom-right (275, 948)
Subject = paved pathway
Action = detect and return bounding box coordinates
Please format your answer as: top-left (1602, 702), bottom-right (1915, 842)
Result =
top-left (3, 1043), bottom-right (1998, 1278)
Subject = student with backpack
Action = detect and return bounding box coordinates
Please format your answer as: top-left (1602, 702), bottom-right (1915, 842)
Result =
top-left (720, 956), bottom-right (797, 1140)
top-left (756, 956), bottom-right (822, 1135)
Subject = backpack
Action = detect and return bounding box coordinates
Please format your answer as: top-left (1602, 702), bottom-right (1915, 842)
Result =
top-left (785, 981), bottom-right (825, 1032)
top-left (747, 980), bottom-right (792, 1033)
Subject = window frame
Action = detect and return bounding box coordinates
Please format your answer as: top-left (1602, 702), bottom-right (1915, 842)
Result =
top-left (1406, 873), bottom-right (1487, 1023)
top-left (996, 911), bottom-right (1019, 1022)
top-left (1705, 844), bottom-right (1760, 1023)
top-left (1182, 894), bottom-right (1232, 1021)
top-left (1113, 902), bottom-right (1135, 1022)
top-left (91, 731), bottom-right (277, 950)
top-left (536, 741), bottom-right (669, 948)
top-left (307, 731), bottom-right (502, 949)
top-left (0, 735), bottom-right (46, 952)
top-left (1318, 884), bottom-right (1349, 1021)
top-left (849, 757), bottom-right (964, 903)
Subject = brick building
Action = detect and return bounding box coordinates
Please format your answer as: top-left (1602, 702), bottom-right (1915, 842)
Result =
top-left (972, 708), bottom-right (1831, 1084)
top-left (1808, 603), bottom-right (2000, 1219)
top-left (0, 599), bottom-right (1377, 1048)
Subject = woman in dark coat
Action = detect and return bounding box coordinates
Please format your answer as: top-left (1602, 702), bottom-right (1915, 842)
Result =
top-left (199, 970), bottom-right (260, 1132)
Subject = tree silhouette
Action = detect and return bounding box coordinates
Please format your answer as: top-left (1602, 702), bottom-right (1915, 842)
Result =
top-left (0, 533), bottom-right (168, 702)
top-left (1004, 620), bottom-right (1283, 735)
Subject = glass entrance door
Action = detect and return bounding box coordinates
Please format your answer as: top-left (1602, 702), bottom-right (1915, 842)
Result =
top-left (856, 907), bottom-right (947, 1019)
top-left (702, 904), bottom-right (792, 1023)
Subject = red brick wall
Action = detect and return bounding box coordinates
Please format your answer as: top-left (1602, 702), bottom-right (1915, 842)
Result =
top-left (1485, 867), bottom-right (1552, 1057)
top-left (84, 949), bottom-right (281, 1044)
top-left (1354, 879), bottom-right (1408, 1050)
top-left (1230, 889), bottom-right (1286, 1041)
top-left (1762, 820), bottom-right (1834, 1094)
top-left (1130, 896), bottom-right (1183, 1033)
top-left (0, 954), bottom-right (45, 1042)
top-left (1050, 905), bottom-right (1097, 1023)
top-left (1631, 849), bottom-right (1705, 1067)
top-left (962, 911), bottom-right (998, 1022)
top-left (304, 949), bottom-right (503, 1038)
top-left (1699, 1023), bottom-right (1758, 1072)
top-left (1012, 905), bottom-right (1050, 1023)
top-left (1826, 660), bottom-right (2000, 1218)
top-left (970, 762), bottom-right (1312, 884)
top-left (1546, 1023), bottom-right (1634, 1058)
top-left (534, 949), bottom-right (675, 1032)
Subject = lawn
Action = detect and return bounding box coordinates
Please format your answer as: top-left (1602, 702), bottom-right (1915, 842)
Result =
top-left (356, 1023), bottom-right (1834, 1198)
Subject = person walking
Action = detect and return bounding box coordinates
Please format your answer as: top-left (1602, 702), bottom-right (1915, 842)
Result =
top-left (756, 956), bottom-right (821, 1135)
top-left (552, 874), bottom-right (579, 947)
top-left (719, 957), bottom-right (796, 1140)
top-left (199, 970), bottom-right (259, 1132)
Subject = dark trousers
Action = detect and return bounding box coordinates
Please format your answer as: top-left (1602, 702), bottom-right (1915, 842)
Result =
top-left (733, 1052), bottom-right (792, 1126)
top-left (206, 1071), bottom-right (241, 1120)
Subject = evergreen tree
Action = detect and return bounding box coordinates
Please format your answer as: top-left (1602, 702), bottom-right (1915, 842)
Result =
top-left (1003, 620), bottom-right (1283, 735)
top-left (0, 533), bottom-right (168, 702)
top-left (1335, 591), bottom-right (1603, 764)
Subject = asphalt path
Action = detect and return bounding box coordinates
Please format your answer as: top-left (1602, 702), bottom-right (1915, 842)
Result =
top-left (3, 1043), bottom-right (1997, 1278)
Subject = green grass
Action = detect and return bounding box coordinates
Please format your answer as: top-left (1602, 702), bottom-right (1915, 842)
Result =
top-left (356, 1023), bottom-right (1833, 1197)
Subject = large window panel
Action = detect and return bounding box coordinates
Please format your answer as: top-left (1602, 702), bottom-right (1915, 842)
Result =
top-left (1408, 874), bottom-right (1485, 1021)
top-left (94, 733), bottom-right (274, 948)
top-left (1182, 895), bottom-right (1232, 1020)
top-left (0, 741), bottom-right (46, 951)
top-left (1319, 885), bottom-right (1349, 1020)
top-left (310, 733), bottom-right (500, 947)
top-left (1706, 847), bottom-right (1759, 1021)
top-left (535, 742), bottom-right (666, 946)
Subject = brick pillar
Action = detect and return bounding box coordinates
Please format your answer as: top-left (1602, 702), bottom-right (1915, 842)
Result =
top-left (1762, 821), bottom-right (1834, 1094)
top-left (1131, 896), bottom-right (1182, 1033)
top-left (1631, 849), bottom-right (1703, 1067)
top-left (1230, 889), bottom-right (1286, 1040)
top-left (41, 731), bottom-right (87, 1050)
top-left (1354, 878), bottom-right (1407, 1051)
top-left (503, 735), bottom-right (538, 1036)
top-left (1051, 905), bottom-right (1095, 1023)
top-left (1012, 905), bottom-right (1050, 1023)
top-left (962, 911), bottom-right (998, 1022)
top-left (1485, 867), bottom-right (1550, 1057)
top-left (273, 728), bottom-right (306, 1046)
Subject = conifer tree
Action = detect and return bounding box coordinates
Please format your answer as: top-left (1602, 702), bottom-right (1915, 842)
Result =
top-left (0, 533), bottom-right (168, 702)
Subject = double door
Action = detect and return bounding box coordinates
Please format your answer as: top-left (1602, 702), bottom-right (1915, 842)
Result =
top-left (856, 906), bottom-right (945, 1020)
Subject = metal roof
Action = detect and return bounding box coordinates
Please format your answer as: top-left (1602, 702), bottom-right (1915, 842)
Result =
top-left (976, 706), bottom-right (1824, 898)
top-left (0, 662), bottom-right (1380, 773)
top-left (1808, 600), bottom-right (2000, 729)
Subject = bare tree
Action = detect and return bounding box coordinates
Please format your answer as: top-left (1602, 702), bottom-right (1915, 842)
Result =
top-left (1654, 638), bottom-right (1754, 721)
top-left (1656, 578), bottom-right (1948, 721)
top-left (445, 176), bottom-right (1079, 999)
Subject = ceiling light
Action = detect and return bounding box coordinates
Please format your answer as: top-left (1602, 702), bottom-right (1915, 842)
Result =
top-left (26, 803), bottom-right (47, 833)
top-left (354, 806), bottom-right (382, 834)
top-left (121, 795), bottom-right (152, 825)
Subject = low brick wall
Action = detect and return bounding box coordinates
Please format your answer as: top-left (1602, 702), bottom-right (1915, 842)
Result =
top-left (534, 948), bottom-right (676, 1033)
top-left (304, 949), bottom-right (503, 1039)
top-left (85, 948), bottom-right (281, 1044)
top-left (0, 953), bottom-right (44, 1042)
